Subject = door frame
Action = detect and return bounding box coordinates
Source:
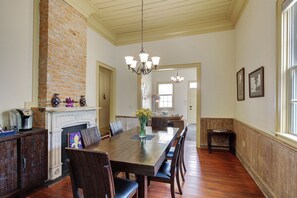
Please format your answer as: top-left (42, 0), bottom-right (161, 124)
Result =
top-left (96, 61), bottom-right (116, 128)
top-left (157, 63), bottom-right (201, 148)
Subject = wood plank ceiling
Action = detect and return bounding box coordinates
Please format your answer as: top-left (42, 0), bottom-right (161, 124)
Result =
top-left (67, 0), bottom-right (248, 45)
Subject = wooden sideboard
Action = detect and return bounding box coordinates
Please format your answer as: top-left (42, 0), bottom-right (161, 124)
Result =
top-left (0, 129), bottom-right (48, 198)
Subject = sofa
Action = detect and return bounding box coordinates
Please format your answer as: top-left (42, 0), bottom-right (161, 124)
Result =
top-left (151, 115), bottom-right (185, 137)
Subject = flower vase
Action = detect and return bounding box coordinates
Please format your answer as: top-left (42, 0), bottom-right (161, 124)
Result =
top-left (139, 119), bottom-right (147, 138)
top-left (51, 93), bottom-right (61, 107)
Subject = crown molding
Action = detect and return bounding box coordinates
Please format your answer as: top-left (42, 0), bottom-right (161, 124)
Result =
top-left (64, 0), bottom-right (246, 46)
top-left (229, 0), bottom-right (249, 25)
top-left (64, 0), bottom-right (97, 18)
top-left (88, 15), bottom-right (118, 45)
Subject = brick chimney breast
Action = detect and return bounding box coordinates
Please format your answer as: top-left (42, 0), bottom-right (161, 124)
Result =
top-left (35, 0), bottom-right (87, 128)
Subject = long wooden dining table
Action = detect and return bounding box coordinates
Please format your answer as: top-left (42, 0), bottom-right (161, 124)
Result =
top-left (85, 126), bottom-right (179, 198)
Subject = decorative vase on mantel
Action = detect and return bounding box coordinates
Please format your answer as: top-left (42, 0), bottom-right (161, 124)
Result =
top-left (79, 95), bottom-right (87, 107)
top-left (51, 93), bottom-right (61, 107)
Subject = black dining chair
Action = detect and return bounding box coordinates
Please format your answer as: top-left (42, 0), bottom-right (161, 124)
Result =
top-left (167, 125), bottom-right (188, 182)
top-left (65, 148), bottom-right (138, 198)
top-left (109, 121), bottom-right (131, 179)
top-left (80, 126), bottom-right (101, 148)
top-left (148, 136), bottom-right (183, 198)
top-left (109, 121), bottom-right (124, 137)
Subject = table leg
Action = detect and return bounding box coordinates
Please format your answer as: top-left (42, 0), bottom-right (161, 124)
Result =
top-left (136, 174), bottom-right (148, 198)
top-left (207, 133), bottom-right (212, 153)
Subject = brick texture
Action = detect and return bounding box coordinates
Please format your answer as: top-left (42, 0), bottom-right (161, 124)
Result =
top-left (34, 0), bottom-right (87, 128)
top-left (39, 0), bottom-right (87, 106)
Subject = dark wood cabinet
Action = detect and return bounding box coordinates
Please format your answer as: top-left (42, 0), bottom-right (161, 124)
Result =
top-left (0, 140), bottom-right (18, 197)
top-left (0, 129), bottom-right (48, 198)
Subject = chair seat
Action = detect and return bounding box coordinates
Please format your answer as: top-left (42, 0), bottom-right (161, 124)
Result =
top-left (114, 178), bottom-right (138, 198)
top-left (155, 161), bottom-right (172, 179)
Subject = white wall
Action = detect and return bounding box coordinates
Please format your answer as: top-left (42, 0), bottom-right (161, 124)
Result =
top-left (152, 68), bottom-right (197, 121)
top-left (235, 0), bottom-right (277, 133)
top-left (117, 31), bottom-right (236, 118)
top-left (0, 0), bottom-right (34, 128)
top-left (86, 28), bottom-right (138, 116)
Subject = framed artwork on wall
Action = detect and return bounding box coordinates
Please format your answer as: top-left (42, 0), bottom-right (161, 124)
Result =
top-left (68, 131), bottom-right (83, 149)
top-left (249, 66), bottom-right (264, 98)
top-left (236, 67), bottom-right (245, 101)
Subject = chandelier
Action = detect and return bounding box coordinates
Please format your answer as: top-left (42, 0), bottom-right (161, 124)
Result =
top-left (124, 0), bottom-right (160, 75)
top-left (171, 69), bottom-right (184, 83)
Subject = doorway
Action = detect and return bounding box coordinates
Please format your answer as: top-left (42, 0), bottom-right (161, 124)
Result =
top-left (156, 63), bottom-right (201, 148)
top-left (97, 62), bottom-right (116, 137)
top-left (99, 66), bottom-right (111, 135)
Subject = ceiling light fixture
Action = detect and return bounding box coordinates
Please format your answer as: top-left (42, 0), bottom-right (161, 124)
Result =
top-left (171, 69), bottom-right (184, 83)
top-left (124, 0), bottom-right (160, 75)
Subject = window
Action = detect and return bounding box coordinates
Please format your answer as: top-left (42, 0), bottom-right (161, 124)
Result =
top-left (158, 83), bottom-right (173, 108)
top-left (281, 0), bottom-right (297, 135)
top-left (189, 82), bottom-right (197, 89)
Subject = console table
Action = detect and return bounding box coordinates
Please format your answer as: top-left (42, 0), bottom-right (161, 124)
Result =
top-left (207, 129), bottom-right (235, 154)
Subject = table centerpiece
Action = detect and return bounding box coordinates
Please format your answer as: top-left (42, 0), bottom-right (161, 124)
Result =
top-left (136, 108), bottom-right (152, 138)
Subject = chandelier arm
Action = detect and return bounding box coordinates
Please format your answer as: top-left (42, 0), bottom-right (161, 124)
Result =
top-left (131, 67), bottom-right (142, 75)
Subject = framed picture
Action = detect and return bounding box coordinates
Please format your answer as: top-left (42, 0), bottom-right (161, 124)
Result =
top-left (68, 131), bottom-right (83, 149)
top-left (236, 67), bottom-right (245, 101)
top-left (249, 66), bottom-right (264, 98)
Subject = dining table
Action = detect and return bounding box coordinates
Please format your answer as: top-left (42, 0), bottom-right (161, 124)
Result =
top-left (85, 126), bottom-right (179, 198)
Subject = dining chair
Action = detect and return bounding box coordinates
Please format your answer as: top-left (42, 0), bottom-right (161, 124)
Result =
top-left (148, 136), bottom-right (183, 198)
top-left (151, 117), bottom-right (168, 130)
top-left (109, 121), bottom-right (131, 179)
top-left (65, 148), bottom-right (138, 198)
top-left (109, 121), bottom-right (124, 137)
top-left (167, 125), bottom-right (188, 182)
top-left (80, 126), bottom-right (101, 148)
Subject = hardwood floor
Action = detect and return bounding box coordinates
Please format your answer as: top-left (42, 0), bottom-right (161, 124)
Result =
top-left (27, 140), bottom-right (264, 198)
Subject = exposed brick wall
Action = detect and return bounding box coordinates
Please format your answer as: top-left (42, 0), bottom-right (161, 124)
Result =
top-left (32, 107), bottom-right (46, 128)
top-left (35, 0), bottom-right (87, 128)
top-left (39, 0), bottom-right (87, 107)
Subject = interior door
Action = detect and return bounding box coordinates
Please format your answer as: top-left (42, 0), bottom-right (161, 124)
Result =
top-left (187, 81), bottom-right (197, 124)
top-left (99, 67), bottom-right (111, 136)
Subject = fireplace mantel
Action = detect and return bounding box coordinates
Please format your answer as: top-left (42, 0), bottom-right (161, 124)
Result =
top-left (45, 107), bottom-right (97, 180)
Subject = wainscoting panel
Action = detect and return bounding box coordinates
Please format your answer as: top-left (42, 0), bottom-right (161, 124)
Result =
top-left (234, 119), bottom-right (297, 198)
top-left (200, 118), bottom-right (233, 147)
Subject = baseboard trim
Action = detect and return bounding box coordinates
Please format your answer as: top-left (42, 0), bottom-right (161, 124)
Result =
top-left (236, 151), bottom-right (275, 198)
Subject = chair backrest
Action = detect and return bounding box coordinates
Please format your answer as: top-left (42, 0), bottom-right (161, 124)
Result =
top-left (151, 117), bottom-right (168, 130)
top-left (80, 126), bottom-right (101, 148)
top-left (65, 148), bottom-right (115, 198)
top-left (179, 125), bottom-right (188, 155)
top-left (109, 121), bottom-right (124, 137)
top-left (170, 135), bottom-right (183, 174)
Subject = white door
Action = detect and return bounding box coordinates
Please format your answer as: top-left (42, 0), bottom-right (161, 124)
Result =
top-left (187, 81), bottom-right (197, 123)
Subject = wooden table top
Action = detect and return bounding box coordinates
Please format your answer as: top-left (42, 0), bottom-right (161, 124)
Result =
top-left (86, 126), bottom-right (178, 176)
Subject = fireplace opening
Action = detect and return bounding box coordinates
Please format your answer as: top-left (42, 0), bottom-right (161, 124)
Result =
top-left (61, 124), bottom-right (87, 175)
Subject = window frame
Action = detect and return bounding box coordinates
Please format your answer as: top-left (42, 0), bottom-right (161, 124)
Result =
top-left (279, 0), bottom-right (297, 136)
top-left (157, 82), bottom-right (174, 110)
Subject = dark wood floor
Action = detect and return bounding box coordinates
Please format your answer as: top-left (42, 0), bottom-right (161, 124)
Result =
top-left (27, 140), bottom-right (264, 198)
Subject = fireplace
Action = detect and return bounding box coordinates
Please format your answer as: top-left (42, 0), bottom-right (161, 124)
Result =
top-left (61, 124), bottom-right (87, 175)
top-left (45, 107), bottom-right (97, 180)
